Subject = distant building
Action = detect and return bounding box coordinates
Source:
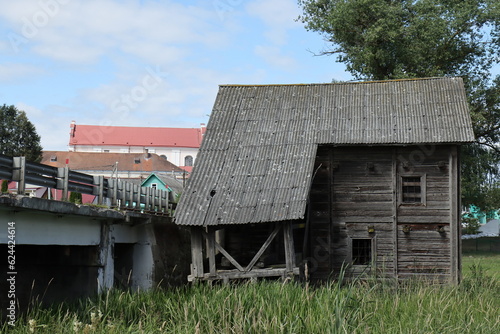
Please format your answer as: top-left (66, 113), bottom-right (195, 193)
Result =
top-left (68, 122), bottom-right (206, 172)
top-left (42, 151), bottom-right (185, 180)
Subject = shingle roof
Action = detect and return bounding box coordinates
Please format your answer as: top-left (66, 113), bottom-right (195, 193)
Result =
top-left (69, 123), bottom-right (205, 148)
top-left (175, 77), bottom-right (475, 226)
top-left (42, 151), bottom-right (185, 173)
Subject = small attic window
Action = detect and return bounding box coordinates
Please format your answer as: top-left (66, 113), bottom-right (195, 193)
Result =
top-left (50, 156), bottom-right (57, 162)
top-left (134, 158), bottom-right (141, 164)
top-left (151, 183), bottom-right (157, 189)
top-left (401, 175), bottom-right (426, 204)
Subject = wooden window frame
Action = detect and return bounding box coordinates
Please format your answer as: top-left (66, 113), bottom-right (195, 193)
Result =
top-left (399, 174), bottom-right (426, 206)
top-left (347, 236), bottom-right (376, 267)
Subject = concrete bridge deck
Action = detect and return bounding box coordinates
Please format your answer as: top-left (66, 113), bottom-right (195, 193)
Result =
top-left (1, 195), bottom-right (189, 319)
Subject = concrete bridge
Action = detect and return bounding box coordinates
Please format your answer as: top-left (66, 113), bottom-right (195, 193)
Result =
top-left (0, 155), bottom-right (189, 319)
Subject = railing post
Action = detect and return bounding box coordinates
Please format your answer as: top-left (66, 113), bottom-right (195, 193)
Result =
top-left (12, 156), bottom-right (26, 195)
top-left (151, 187), bottom-right (157, 212)
top-left (133, 184), bottom-right (139, 210)
top-left (126, 182), bottom-right (133, 209)
top-left (118, 181), bottom-right (125, 209)
top-left (162, 190), bottom-right (168, 213)
top-left (108, 179), bottom-right (118, 208)
top-left (93, 175), bottom-right (105, 205)
top-left (145, 187), bottom-right (151, 211)
top-left (57, 166), bottom-right (69, 201)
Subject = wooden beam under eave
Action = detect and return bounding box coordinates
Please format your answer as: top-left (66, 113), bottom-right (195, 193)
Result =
top-left (190, 226), bottom-right (204, 279)
top-left (283, 221), bottom-right (296, 275)
top-left (449, 145), bottom-right (460, 284)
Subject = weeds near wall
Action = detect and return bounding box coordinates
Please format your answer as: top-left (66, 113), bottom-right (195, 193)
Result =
top-left (2, 259), bottom-right (500, 333)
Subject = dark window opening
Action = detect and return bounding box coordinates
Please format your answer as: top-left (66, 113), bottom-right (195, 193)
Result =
top-left (134, 158), bottom-right (141, 164)
top-left (402, 176), bottom-right (421, 203)
top-left (352, 239), bottom-right (371, 265)
top-left (185, 155), bottom-right (193, 167)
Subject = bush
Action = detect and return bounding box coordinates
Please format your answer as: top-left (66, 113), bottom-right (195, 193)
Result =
top-left (1, 179), bottom-right (8, 193)
top-left (69, 192), bottom-right (82, 204)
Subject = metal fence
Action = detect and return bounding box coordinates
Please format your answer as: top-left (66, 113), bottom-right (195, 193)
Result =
top-left (0, 154), bottom-right (174, 215)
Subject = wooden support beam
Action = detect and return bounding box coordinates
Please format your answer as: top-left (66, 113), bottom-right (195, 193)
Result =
top-left (206, 228), bottom-right (217, 275)
top-left (201, 229), bottom-right (245, 272)
top-left (190, 267), bottom-right (301, 281)
top-left (450, 145), bottom-right (460, 284)
top-left (392, 148), bottom-right (399, 279)
top-left (283, 221), bottom-right (296, 274)
top-left (190, 227), bottom-right (204, 278)
top-left (245, 223), bottom-right (282, 272)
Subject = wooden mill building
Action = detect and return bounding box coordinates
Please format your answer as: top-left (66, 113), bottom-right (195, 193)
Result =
top-left (175, 77), bottom-right (475, 283)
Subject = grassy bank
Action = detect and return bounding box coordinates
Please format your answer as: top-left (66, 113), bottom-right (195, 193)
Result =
top-left (3, 255), bottom-right (500, 333)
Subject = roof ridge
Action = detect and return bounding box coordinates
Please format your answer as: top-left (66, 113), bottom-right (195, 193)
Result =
top-left (219, 77), bottom-right (458, 88)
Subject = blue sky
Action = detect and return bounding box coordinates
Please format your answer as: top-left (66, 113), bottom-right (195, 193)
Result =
top-left (0, 0), bottom-right (352, 151)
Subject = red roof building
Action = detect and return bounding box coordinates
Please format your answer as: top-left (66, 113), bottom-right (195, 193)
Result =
top-left (68, 121), bottom-right (206, 172)
top-left (42, 151), bottom-right (185, 178)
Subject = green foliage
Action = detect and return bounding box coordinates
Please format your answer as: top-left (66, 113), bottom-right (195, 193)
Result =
top-left (298, 0), bottom-right (500, 211)
top-left (461, 215), bottom-right (481, 235)
top-left (1, 179), bottom-right (8, 193)
top-left (298, 0), bottom-right (500, 81)
top-left (69, 192), bottom-right (83, 204)
top-left (2, 254), bottom-right (500, 333)
top-left (0, 104), bottom-right (43, 162)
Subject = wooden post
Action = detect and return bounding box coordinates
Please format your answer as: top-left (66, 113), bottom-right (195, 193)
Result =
top-left (190, 227), bottom-right (204, 279)
top-left (283, 221), bottom-right (296, 275)
top-left (207, 228), bottom-right (217, 276)
top-left (392, 148), bottom-right (399, 279)
top-left (450, 145), bottom-right (460, 284)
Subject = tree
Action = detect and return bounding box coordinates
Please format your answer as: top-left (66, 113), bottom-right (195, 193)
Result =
top-left (0, 104), bottom-right (43, 162)
top-left (298, 0), bottom-right (500, 210)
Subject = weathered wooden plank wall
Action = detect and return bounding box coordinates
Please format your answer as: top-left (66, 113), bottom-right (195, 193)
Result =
top-left (307, 145), bottom-right (458, 282)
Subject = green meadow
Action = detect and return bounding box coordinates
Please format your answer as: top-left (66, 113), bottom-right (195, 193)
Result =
top-left (3, 250), bottom-right (499, 334)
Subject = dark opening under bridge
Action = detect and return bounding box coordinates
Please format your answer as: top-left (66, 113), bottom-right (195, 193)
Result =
top-left (0, 154), bottom-right (188, 319)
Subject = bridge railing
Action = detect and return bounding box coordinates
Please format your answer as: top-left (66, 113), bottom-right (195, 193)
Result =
top-left (0, 154), bottom-right (174, 215)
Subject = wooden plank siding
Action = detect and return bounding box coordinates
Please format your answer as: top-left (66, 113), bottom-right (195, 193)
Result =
top-left (308, 145), bottom-right (459, 283)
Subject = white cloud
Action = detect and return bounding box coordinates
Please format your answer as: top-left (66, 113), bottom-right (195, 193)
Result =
top-left (0, 63), bottom-right (45, 82)
top-left (0, 0), bottom-right (230, 65)
top-left (254, 45), bottom-right (297, 70)
top-left (16, 102), bottom-right (43, 118)
top-left (246, 0), bottom-right (301, 45)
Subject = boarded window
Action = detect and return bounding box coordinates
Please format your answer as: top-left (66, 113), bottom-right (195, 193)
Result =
top-left (402, 176), bottom-right (422, 203)
top-left (352, 239), bottom-right (371, 265)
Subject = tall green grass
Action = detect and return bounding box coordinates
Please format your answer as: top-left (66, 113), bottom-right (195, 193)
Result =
top-left (3, 259), bottom-right (499, 333)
